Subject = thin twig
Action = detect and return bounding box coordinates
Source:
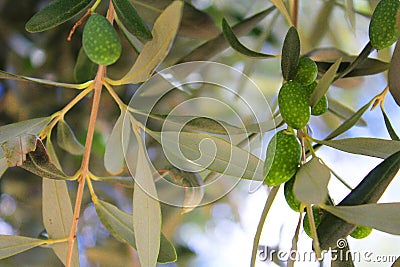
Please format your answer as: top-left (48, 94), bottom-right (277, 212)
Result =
top-left (67, 8), bottom-right (92, 41)
top-left (250, 186), bottom-right (280, 267)
top-left (287, 211), bottom-right (303, 267)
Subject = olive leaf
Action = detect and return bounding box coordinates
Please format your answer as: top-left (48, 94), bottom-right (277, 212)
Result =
top-left (294, 157), bottom-right (331, 205)
top-left (324, 98), bottom-right (374, 140)
top-left (134, 109), bottom-right (276, 134)
top-left (104, 112), bottom-right (131, 175)
top-left (132, 0), bottom-right (219, 40)
top-left (316, 138), bottom-right (400, 159)
top-left (178, 6), bottom-right (276, 63)
top-left (322, 203), bottom-right (400, 235)
top-left (73, 48), bottom-right (97, 83)
top-left (0, 70), bottom-right (87, 89)
top-left (93, 176), bottom-right (134, 188)
top-left (222, 18), bottom-right (277, 58)
top-left (381, 108), bottom-right (399, 141)
top-left (1, 135), bottom-right (69, 180)
top-left (1, 135), bottom-right (37, 167)
top-left (328, 98), bottom-right (367, 127)
top-left (42, 139), bottom-right (79, 266)
top-left (315, 57), bottom-right (389, 78)
top-left (133, 131), bottom-right (162, 267)
top-left (135, 111), bottom-right (246, 135)
top-left (94, 199), bottom-right (176, 263)
top-left (388, 37), bottom-right (400, 106)
top-left (57, 119), bottom-right (84, 155)
top-left (112, 0), bottom-right (152, 41)
top-left (118, 1), bottom-right (183, 84)
top-left (25, 0), bottom-right (92, 32)
top-left (318, 150), bottom-right (400, 249)
top-left (0, 235), bottom-right (46, 260)
top-left (310, 57), bottom-right (341, 107)
top-left (0, 117), bottom-right (51, 144)
top-left (148, 130), bottom-right (264, 181)
top-left (281, 27), bottom-right (300, 81)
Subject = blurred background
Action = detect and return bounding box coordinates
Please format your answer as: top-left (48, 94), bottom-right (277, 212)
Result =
top-left (0, 0), bottom-right (399, 266)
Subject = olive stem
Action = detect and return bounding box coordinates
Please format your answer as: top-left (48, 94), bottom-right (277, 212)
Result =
top-left (65, 64), bottom-right (105, 267)
top-left (65, 3), bottom-right (115, 266)
top-left (250, 186), bottom-right (280, 267)
top-left (287, 211), bottom-right (303, 267)
top-left (291, 0), bottom-right (299, 28)
top-left (306, 205), bottom-right (322, 259)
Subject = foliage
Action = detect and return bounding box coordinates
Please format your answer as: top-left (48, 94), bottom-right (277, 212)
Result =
top-left (0, 0), bottom-right (400, 266)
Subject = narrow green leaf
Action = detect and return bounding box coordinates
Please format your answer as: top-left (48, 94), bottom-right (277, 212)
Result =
top-left (2, 135), bottom-right (69, 180)
top-left (137, 111), bottom-right (247, 135)
top-left (388, 37), bottom-right (400, 106)
top-left (94, 199), bottom-right (176, 263)
top-left (381, 108), bottom-right (399, 141)
top-left (25, 0), bottom-right (92, 32)
top-left (178, 7), bottom-right (276, 63)
top-left (328, 98), bottom-right (367, 127)
top-left (315, 57), bottom-right (389, 78)
top-left (322, 203), bottom-right (400, 235)
top-left (94, 176), bottom-right (134, 188)
top-left (316, 138), bottom-right (400, 159)
top-left (318, 150), bottom-right (400, 249)
top-left (0, 235), bottom-right (45, 259)
top-left (0, 70), bottom-right (86, 89)
top-left (324, 98), bottom-right (374, 140)
top-left (119, 1), bottom-right (183, 84)
top-left (294, 157), bottom-right (331, 205)
top-left (73, 48), bottom-right (97, 83)
top-left (57, 119), bottom-right (84, 155)
top-left (310, 57), bottom-right (342, 107)
top-left (113, 0), bottom-right (152, 40)
top-left (0, 117), bottom-right (51, 144)
top-left (222, 18), bottom-right (277, 58)
top-left (43, 139), bottom-right (78, 266)
top-left (133, 136), bottom-right (162, 267)
top-left (281, 27), bottom-right (300, 81)
top-left (104, 113), bottom-right (128, 175)
top-left (148, 130), bottom-right (264, 181)
top-left (133, 0), bottom-right (219, 40)
top-left (269, 0), bottom-right (293, 26)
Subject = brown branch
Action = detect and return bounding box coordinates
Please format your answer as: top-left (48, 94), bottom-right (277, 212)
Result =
top-left (65, 2), bottom-right (115, 266)
top-left (65, 65), bottom-right (105, 267)
top-left (67, 8), bottom-right (92, 41)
